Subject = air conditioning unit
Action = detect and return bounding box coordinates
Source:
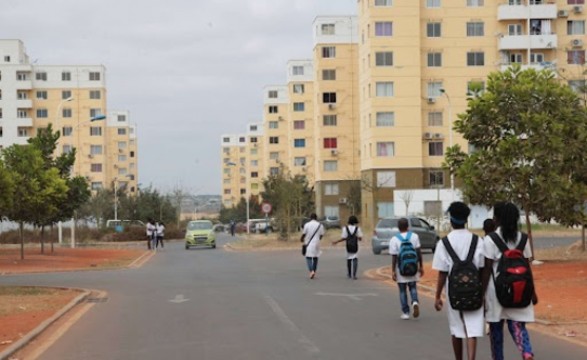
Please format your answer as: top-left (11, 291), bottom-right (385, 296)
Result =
top-left (433, 133), bottom-right (444, 139)
top-left (331, 149), bottom-right (338, 156)
top-left (558, 9), bottom-right (569, 17)
top-left (118, 148), bottom-right (123, 153)
top-left (278, 116), bottom-right (284, 121)
top-left (328, 103), bottom-right (336, 110)
top-left (573, 5), bottom-right (583, 13)
top-left (339, 197), bottom-right (348, 204)
top-left (423, 132), bottom-right (432, 139)
top-left (427, 97), bottom-right (436, 104)
top-left (572, 39), bottom-right (583, 47)
top-left (88, 154), bottom-right (94, 159)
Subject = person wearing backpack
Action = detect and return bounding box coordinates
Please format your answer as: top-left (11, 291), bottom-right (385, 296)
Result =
top-left (332, 215), bottom-right (363, 279)
top-left (483, 202), bottom-right (537, 360)
top-left (432, 202), bottom-right (485, 360)
top-left (389, 218), bottom-right (423, 320)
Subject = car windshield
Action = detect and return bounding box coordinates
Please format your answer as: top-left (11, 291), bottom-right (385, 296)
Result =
top-left (187, 222), bottom-right (213, 230)
top-left (377, 218), bottom-right (399, 229)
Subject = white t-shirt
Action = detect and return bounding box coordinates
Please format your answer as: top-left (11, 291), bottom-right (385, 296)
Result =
top-left (341, 225), bottom-right (363, 259)
top-left (146, 223), bottom-right (156, 237)
top-left (302, 220), bottom-right (324, 258)
top-left (483, 228), bottom-right (534, 323)
top-left (432, 229), bottom-right (485, 338)
top-left (156, 224), bottom-right (165, 236)
top-left (389, 231), bottom-right (421, 283)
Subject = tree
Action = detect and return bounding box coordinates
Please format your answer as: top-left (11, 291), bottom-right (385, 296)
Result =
top-left (445, 65), bottom-right (587, 252)
top-left (0, 161), bottom-right (15, 220)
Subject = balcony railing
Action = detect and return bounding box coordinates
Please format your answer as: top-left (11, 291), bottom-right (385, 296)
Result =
top-left (498, 34), bottom-right (558, 50)
top-left (498, 4), bottom-right (557, 20)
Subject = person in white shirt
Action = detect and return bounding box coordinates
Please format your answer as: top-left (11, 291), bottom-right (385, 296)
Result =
top-left (300, 213), bottom-right (325, 279)
top-left (332, 215), bottom-right (363, 279)
top-left (156, 221), bottom-right (165, 249)
top-left (389, 218), bottom-right (423, 319)
top-left (483, 202), bottom-right (536, 360)
top-left (146, 218), bottom-right (156, 250)
top-left (432, 202), bottom-right (485, 360)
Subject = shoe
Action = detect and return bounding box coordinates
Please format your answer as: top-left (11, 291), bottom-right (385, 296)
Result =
top-left (310, 271), bottom-right (316, 279)
top-left (400, 313), bottom-right (410, 320)
top-left (352, 276), bottom-right (358, 280)
top-left (412, 302), bottom-right (420, 318)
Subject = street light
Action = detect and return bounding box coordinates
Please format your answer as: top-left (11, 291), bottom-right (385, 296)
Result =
top-left (439, 88), bottom-right (455, 201)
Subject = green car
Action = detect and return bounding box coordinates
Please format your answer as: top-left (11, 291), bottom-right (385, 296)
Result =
top-left (185, 220), bottom-right (216, 250)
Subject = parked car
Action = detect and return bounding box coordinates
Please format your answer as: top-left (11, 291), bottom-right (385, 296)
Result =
top-left (320, 215), bottom-right (341, 229)
top-left (185, 220), bottom-right (216, 249)
top-left (371, 217), bottom-right (439, 255)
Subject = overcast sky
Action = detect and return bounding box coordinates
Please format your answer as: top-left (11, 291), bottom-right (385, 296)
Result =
top-left (1, 0), bottom-right (357, 195)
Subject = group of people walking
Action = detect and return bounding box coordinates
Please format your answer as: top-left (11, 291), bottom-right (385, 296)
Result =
top-left (146, 218), bottom-right (165, 250)
top-left (301, 201), bottom-right (537, 360)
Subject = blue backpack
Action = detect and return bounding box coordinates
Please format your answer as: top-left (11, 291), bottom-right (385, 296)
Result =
top-left (397, 232), bottom-right (418, 276)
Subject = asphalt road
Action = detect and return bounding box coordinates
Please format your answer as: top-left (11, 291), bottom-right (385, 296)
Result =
top-left (1, 233), bottom-right (584, 360)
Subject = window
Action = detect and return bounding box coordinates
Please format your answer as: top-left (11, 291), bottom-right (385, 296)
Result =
top-left (324, 160), bottom-right (338, 172)
top-left (428, 82), bottom-right (443, 98)
top-left (427, 23), bottom-right (441, 37)
top-left (62, 72), bottom-right (71, 81)
top-left (0, 127), bottom-right (2, 136)
top-left (292, 66), bottom-right (304, 75)
top-left (467, 52), bottom-right (485, 66)
top-left (530, 53), bottom-right (544, 64)
top-left (323, 92), bottom-right (337, 103)
top-left (568, 50), bottom-right (585, 64)
top-left (375, 22), bottom-right (393, 36)
top-left (375, 52), bottom-right (393, 66)
top-left (428, 52), bottom-right (442, 67)
top-left (427, 0), bottom-right (441, 7)
top-left (90, 108), bottom-right (102, 117)
top-left (568, 21), bottom-right (585, 35)
top-left (63, 108), bottom-right (72, 118)
top-left (270, 167), bottom-right (279, 176)
top-left (90, 127), bottom-right (102, 136)
top-left (294, 139), bottom-right (306, 148)
top-left (322, 46), bottom-right (336, 58)
top-left (62, 126), bottom-right (73, 136)
top-left (4, 56), bottom-right (10, 62)
top-left (321, 23), bottom-right (335, 35)
top-left (323, 115), bottom-right (337, 126)
top-left (268, 90), bottom-right (278, 98)
top-left (91, 182), bottom-right (103, 190)
top-left (89, 90), bottom-right (101, 99)
top-left (377, 171), bottom-right (396, 188)
top-left (89, 72), bottom-right (101, 81)
top-left (250, 136), bottom-right (258, 143)
top-left (16, 72), bottom-right (28, 81)
top-left (251, 172), bottom-right (259, 178)
top-left (324, 183), bottom-right (340, 195)
top-left (376, 112), bottom-right (395, 127)
top-left (130, 151), bottom-right (135, 158)
top-left (293, 102), bottom-right (305, 111)
top-left (117, 114), bottom-right (126, 122)
top-left (293, 120), bottom-right (305, 129)
top-left (17, 110), bottom-right (28, 118)
top-left (36, 109), bottom-right (48, 118)
top-left (91, 164), bottom-right (103, 172)
top-left (251, 159), bottom-right (258, 167)
top-left (375, 0), bottom-right (392, 5)
top-left (322, 69), bottom-right (336, 80)
top-left (269, 152), bottom-right (279, 160)
top-left (35, 72), bottom-right (47, 81)
top-left (508, 24), bottom-right (522, 36)
top-left (268, 105), bottom-right (278, 113)
top-left (467, 0), bottom-right (484, 6)
top-left (118, 141), bottom-right (127, 149)
top-left (509, 53), bottom-right (523, 64)
top-left (467, 22), bottom-right (484, 37)
top-left (118, 155), bottom-right (127, 162)
top-left (17, 127), bottom-right (28, 137)
top-left (62, 90), bottom-right (72, 100)
top-left (323, 138), bottom-right (337, 149)
top-left (429, 142), bottom-right (444, 156)
top-left (376, 82), bottom-right (394, 97)
top-left (62, 144), bottom-right (72, 153)
top-left (294, 157), bottom-right (306, 166)
top-left (293, 84), bottom-right (305, 94)
top-left (568, 0), bottom-right (585, 4)
top-left (428, 112), bottom-right (443, 126)
top-left (118, 128), bottom-right (127, 135)
top-left (269, 136), bottom-right (279, 144)
top-left (90, 145), bottom-right (103, 155)
top-left (377, 142), bottom-right (395, 156)
top-left (36, 91), bottom-right (48, 100)
top-left (430, 171), bottom-right (445, 186)
top-left (269, 121), bottom-right (278, 129)
top-left (568, 80), bottom-right (586, 93)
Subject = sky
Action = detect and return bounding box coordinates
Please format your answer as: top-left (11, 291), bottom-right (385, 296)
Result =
top-left (0, 0), bottom-right (357, 195)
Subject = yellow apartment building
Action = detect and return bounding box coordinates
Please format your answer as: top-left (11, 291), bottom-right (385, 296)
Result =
top-left (220, 134), bottom-right (246, 208)
top-left (262, 85), bottom-right (289, 178)
top-left (106, 110), bottom-right (139, 193)
top-left (312, 16), bottom-right (361, 223)
top-left (0, 40), bottom-right (138, 194)
top-left (245, 122), bottom-right (265, 202)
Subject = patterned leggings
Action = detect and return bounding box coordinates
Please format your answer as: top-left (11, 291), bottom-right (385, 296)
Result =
top-left (489, 320), bottom-right (534, 360)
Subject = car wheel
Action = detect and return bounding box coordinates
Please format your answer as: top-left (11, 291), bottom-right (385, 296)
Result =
top-left (211, 243), bottom-right (216, 249)
top-left (372, 248), bottom-right (381, 255)
top-left (185, 244), bottom-right (189, 250)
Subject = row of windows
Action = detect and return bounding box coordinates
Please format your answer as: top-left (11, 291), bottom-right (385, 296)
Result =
top-left (32, 71), bottom-right (101, 81)
top-left (29, 90), bottom-right (102, 100)
top-left (362, 0), bottom-right (486, 8)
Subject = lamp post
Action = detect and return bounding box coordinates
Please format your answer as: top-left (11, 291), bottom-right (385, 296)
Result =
top-left (439, 88), bottom-right (455, 201)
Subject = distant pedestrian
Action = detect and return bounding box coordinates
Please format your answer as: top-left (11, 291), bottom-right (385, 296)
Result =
top-left (156, 221), bottom-right (165, 249)
top-left (230, 220), bottom-right (236, 237)
top-left (432, 202), bottom-right (485, 360)
top-left (332, 215), bottom-right (363, 279)
top-left (483, 202), bottom-right (537, 360)
top-left (389, 218), bottom-right (423, 319)
top-left (300, 213), bottom-right (324, 279)
top-left (146, 218), bottom-right (156, 250)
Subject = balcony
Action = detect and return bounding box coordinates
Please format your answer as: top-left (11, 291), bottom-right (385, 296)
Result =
top-left (15, 80), bottom-right (32, 90)
top-left (498, 4), bottom-right (558, 21)
top-left (15, 117), bottom-right (34, 127)
top-left (15, 99), bottom-right (33, 108)
top-left (500, 63), bottom-right (558, 76)
top-left (499, 34), bottom-right (557, 50)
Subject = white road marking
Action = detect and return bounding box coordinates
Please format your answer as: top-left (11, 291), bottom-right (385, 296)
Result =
top-left (264, 296), bottom-right (320, 355)
top-left (315, 292), bottom-right (379, 301)
top-left (169, 294), bottom-right (190, 303)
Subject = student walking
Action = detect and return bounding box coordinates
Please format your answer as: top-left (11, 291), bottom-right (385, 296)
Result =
top-left (332, 215), bottom-right (363, 279)
top-left (156, 221), bottom-right (165, 249)
top-left (483, 202), bottom-right (536, 360)
top-left (432, 202), bottom-right (485, 360)
top-left (389, 218), bottom-right (423, 319)
top-left (300, 213), bottom-right (324, 279)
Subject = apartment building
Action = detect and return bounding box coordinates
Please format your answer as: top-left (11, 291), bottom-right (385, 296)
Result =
top-left (246, 122), bottom-right (264, 202)
top-left (106, 110), bottom-right (138, 193)
top-left (262, 85), bottom-right (289, 178)
top-left (0, 39), bottom-right (138, 193)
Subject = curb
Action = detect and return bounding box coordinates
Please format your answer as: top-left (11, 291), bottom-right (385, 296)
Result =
top-left (0, 288), bottom-right (91, 360)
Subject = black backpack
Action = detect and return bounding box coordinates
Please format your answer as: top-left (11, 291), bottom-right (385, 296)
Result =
top-left (345, 226), bottom-right (359, 253)
top-left (489, 232), bottom-right (534, 308)
top-left (441, 235), bottom-right (483, 311)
